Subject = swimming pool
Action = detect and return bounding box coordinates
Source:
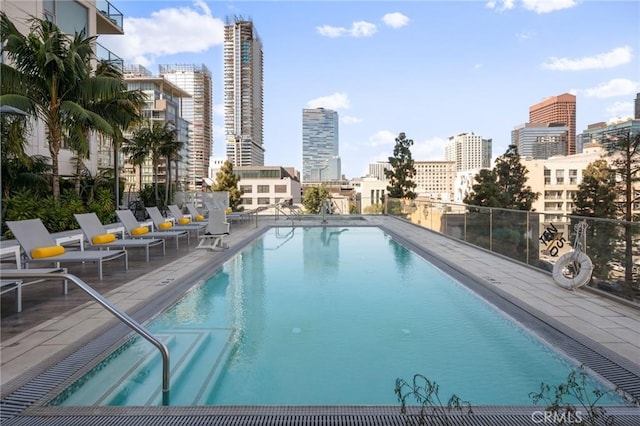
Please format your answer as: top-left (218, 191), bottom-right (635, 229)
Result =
top-left (50, 227), bottom-right (625, 406)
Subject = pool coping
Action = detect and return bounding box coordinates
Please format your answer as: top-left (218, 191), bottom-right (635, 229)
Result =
top-left (1, 217), bottom-right (639, 425)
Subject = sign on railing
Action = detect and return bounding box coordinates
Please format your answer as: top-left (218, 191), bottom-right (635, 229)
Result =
top-left (539, 223), bottom-right (565, 257)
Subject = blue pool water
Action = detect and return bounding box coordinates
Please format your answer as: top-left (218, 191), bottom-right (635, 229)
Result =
top-left (52, 227), bottom-right (624, 406)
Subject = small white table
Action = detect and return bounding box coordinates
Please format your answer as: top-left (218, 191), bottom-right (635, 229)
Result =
top-left (55, 233), bottom-right (84, 251)
top-left (0, 244), bottom-right (22, 266)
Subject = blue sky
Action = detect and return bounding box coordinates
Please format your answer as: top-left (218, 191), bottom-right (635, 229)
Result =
top-left (100, 0), bottom-right (640, 179)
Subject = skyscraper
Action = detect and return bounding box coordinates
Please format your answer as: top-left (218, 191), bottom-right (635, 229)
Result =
top-left (635, 93), bottom-right (640, 119)
top-left (529, 93), bottom-right (576, 155)
top-left (159, 64), bottom-right (212, 191)
top-left (224, 17), bottom-right (264, 167)
top-left (302, 108), bottom-right (340, 182)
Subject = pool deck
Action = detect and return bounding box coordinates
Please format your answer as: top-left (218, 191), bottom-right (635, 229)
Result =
top-left (1, 215), bottom-right (639, 425)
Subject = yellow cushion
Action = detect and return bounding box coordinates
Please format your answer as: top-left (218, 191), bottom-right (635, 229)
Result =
top-left (131, 226), bottom-right (149, 236)
top-left (92, 233), bottom-right (116, 244)
top-left (159, 222), bottom-right (173, 230)
top-left (178, 217), bottom-right (191, 225)
top-left (195, 214), bottom-right (205, 222)
top-left (31, 245), bottom-right (65, 259)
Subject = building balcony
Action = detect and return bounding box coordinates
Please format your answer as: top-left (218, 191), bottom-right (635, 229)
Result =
top-left (96, 43), bottom-right (123, 71)
top-left (96, 0), bottom-right (124, 35)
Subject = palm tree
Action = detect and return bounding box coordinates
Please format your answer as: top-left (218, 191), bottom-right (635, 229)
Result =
top-left (0, 12), bottom-right (122, 201)
top-left (159, 136), bottom-right (184, 206)
top-left (127, 121), bottom-right (179, 208)
top-left (76, 60), bottom-right (144, 207)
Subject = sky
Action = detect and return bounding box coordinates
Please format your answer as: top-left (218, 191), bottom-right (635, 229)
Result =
top-left (99, 0), bottom-right (640, 179)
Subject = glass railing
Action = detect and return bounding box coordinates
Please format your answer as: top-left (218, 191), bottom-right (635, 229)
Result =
top-left (96, 43), bottom-right (123, 71)
top-left (96, 0), bottom-right (124, 31)
top-left (386, 197), bottom-right (640, 304)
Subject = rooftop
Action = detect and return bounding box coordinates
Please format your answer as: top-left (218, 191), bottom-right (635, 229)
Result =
top-left (1, 215), bottom-right (639, 425)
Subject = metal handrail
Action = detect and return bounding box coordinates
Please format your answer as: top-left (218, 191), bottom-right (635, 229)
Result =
top-left (0, 271), bottom-right (171, 405)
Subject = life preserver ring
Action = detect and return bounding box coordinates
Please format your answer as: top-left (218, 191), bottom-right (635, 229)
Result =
top-left (552, 251), bottom-right (593, 290)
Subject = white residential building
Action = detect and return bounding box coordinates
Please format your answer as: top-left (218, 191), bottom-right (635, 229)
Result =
top-left (445, 132), bottom-right (492, 172)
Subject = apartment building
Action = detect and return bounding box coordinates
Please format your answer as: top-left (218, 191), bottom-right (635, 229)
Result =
top-left (224, 17), bottom-right (264, 167)
top-left (523, 144), bottom-right (606, 225)
top-left (159, 64), bottom-right (212, 191)
top-left (444, 133), bottom-right (492, 172)
top-left (2, 0), bottom-right (125, 178)
top-left (121, 65), bottom-right (191, 194)
top-left (529, 93), bottom-right (576, 155)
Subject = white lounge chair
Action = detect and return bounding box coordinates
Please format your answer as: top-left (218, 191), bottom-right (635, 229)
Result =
top-left (74, 213), bottom-right (165, 262)
top-left (6, 219), bottom-right (127, 280)
top-left (115, 209), bottom-right (189, 250)
top-left (146, 207), bottom-right (206, 238)
top-left (196, 208), bottom-right (230, 251)
top-left (167, 204), bottom-right (191, 224)
top-left (185, 203), bottom-right (208, 223)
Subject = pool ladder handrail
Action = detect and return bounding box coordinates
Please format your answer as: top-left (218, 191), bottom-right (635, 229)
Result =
top-left (0, 271), bottom-right (171, 405)
top-left (274, 201), bottom-right (296, 227)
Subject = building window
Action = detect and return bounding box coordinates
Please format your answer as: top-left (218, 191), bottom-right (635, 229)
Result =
top-left (240, 185), bottom-right (252, 193)
top-left (274, 185), bottom-right (287, 193)
top-left (241, 198), bottom-right (253, 205)
top-left (257, 197), bottom-right (270, 205)
top-left (257, 185), bottom-right (270, 193)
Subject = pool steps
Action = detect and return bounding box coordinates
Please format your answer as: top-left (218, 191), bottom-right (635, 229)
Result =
top-left (54, 327), bottom-right (236, 406)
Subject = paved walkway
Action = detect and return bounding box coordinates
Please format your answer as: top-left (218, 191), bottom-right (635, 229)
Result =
top-left (1, 215), bottom-right (639, 393)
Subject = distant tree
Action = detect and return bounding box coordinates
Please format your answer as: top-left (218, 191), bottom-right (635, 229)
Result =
top-left (211, 160), bottom-right (243, 211)
top-left (302, 186), bottom-right (330, 214)
top-left (385, 132), bottom-right (417, 200)
top-left (571, 160), bottom-right (618, 282)
top-left (463, 169), bottom-right (502, 207)
top-left (465, 144), bottom-right (539, 210)
top-left (604, 130), bottom-right (640, 297)
top-left (573, 160), bottom-right (617, 219)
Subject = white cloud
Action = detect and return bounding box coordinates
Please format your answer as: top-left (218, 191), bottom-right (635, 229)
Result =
top-left (605, 101), bottom-right (634, 121)
top-left (542, 46), bottom-right (633, 71)
top-left (351, 21), bottom-right (377, 37)
top-left (316, 25), bottom-right (347, 38)
top-left (367, 130), bottom-right (397, 147)
top-left (306, 92), bottom-right (350, 109)
top-left (382, 13), bottom-right (409, 29)
top-left (411, 137), bottom-right (448, 161)
top-left (583, 78), bottom-right (640, 98)
top-left (485, 0), bottom-right (516, 12)
top-left (316, 21), bottom-right (377, 38)
top-left (522, 0), bottom-right (578, 14)
top-left (341, 115), bottom-right (363, 124)
top-left (487, 0), bottom-right (576, 13)
top-left (99, 1), bottom-right (224, 67)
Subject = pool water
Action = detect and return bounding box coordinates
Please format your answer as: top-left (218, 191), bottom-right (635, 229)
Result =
top-left (51, 227), bottom-right (625, 406)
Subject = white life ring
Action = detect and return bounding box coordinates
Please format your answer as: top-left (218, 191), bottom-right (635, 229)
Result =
top-left (552, 251), bottom-right (593, 290)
